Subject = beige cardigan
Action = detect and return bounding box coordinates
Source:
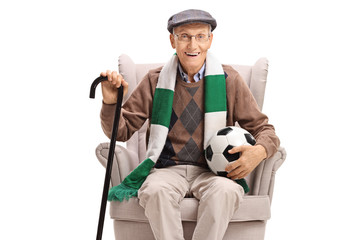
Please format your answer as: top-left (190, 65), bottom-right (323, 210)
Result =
top-left (101, 65), bottom-right (280, 160)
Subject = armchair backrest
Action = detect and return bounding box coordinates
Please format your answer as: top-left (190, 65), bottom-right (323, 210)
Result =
top-left (118, 54), bottom-right (269, 195)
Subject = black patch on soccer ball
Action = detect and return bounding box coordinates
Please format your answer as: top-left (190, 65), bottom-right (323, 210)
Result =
top-left (217, 127), bottom-right (233, 136)
top-left (205, 145), bottom-right (213, 161)
top-left (217, 171), bottom-right (228, 177)
top-left (245, 133), bottom-right (256, 146)
top-left (223, 145), bottom-right (240, 162)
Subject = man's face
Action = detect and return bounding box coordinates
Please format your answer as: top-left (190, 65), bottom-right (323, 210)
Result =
top-left (170, 23), bottom-right (213, 75)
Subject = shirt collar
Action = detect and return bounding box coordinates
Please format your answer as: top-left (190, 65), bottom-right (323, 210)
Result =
top-left (178, 62), bottom-right (206, 83)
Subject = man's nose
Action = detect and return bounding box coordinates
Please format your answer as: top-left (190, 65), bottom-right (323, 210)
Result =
top-left (187, 37), bottom-right (198, 49)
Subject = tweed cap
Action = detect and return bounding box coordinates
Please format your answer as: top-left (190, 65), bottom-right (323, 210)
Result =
top-left (167, 9), bottom-right (217, 33)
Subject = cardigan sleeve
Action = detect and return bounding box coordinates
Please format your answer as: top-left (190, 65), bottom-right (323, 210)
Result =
top-left (225, 66), bottom-right (280, 159)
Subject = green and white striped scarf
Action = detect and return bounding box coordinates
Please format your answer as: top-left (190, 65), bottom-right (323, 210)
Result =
top-left (108, 52), bottom-right (248, 202)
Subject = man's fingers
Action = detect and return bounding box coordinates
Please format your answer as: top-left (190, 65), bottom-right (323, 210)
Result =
top-left (226, 163), bottom-right (248, 179)
top-left (99, 70), bottom-right (126, 90)
top-left (230, 170), bottom-right (247, 180)
top-left (121, 78), bottom-right (128, 87)
top-left (225, 145), bottom-right (247, 172)
top-left (111, 71), bottom-right (118, 83)
top-left (115, 75), bottom-right (122, 88)
top-left (106, 70), bottom-right (112, 80)
top-left (225, 159), bottom-right (241, 172)
top-left (228, 145), bottom-right (246, 154)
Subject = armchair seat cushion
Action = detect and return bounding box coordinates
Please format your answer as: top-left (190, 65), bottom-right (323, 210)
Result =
top-left (110, 195), bottom-right (271, 223)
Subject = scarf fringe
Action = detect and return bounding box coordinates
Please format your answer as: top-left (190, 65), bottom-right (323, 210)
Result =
top-left (108, 158), bottom-right (155, 201)
top-left (108, 182), bottom-right (138, 202)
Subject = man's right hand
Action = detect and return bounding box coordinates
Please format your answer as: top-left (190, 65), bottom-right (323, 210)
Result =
top-left (100, 70), bottom-right (129, 104)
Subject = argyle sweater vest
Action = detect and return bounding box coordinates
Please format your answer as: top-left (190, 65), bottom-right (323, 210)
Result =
top-left (155, 74), bottom-right (207, 168)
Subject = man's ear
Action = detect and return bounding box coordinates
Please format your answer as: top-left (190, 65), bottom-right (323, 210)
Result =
top-left (208, 33), bottom-right (213, 49)
top-left (170, 34), bottom-right (176, 49)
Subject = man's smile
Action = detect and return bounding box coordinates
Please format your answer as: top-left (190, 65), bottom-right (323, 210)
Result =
top-left (185, 52), bottom-right (200, 57)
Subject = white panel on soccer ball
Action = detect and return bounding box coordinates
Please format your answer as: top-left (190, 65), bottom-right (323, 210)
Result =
top-left (208, 153), bottom-right (228, 173)
top-left (226, 128), bottom-right (249, 147)
top-left (209, 135), bottom-right (228, 153)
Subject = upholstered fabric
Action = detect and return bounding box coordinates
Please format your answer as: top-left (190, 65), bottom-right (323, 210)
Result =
top-left (95, 54), bottom-right (286, 240)
top-left (113, 220), bottom-right (267, 240)
top-left (109, 196), bottom-right (271, 223)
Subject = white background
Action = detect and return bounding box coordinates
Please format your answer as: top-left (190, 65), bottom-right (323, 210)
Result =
top-left (1, 0), bottom-right (359, 239)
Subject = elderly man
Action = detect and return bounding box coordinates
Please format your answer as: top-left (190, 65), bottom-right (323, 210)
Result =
top-left (100, 9), bottom-right (280, 240)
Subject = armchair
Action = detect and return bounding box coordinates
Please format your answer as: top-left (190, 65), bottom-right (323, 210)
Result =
top-left (95, 54), bottom-right (286, 240)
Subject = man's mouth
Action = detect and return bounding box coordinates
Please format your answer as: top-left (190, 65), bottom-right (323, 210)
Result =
top-left (185, 52), bottom-right (200, 57)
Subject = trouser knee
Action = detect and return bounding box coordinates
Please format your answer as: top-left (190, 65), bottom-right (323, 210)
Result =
top-left (204, 179), bottom-right (244, 205)
top-left (138, 182), bottom-right (183, 208)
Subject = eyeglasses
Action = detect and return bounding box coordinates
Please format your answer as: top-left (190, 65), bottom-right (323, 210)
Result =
top-left (174, 33), bottom-right (210, 43)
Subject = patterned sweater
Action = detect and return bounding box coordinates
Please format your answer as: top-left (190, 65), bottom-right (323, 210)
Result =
top-left (101, 65), bottom-right (280, 168)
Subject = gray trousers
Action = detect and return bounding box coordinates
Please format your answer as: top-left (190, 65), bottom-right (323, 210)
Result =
top-left (138, 165), bottom-right (244, 240)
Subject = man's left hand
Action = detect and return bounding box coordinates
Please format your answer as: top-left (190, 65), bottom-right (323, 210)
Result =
top-left (225, 145), bottom-right (267, 180)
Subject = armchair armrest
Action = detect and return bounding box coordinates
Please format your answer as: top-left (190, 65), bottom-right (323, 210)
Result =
top-left (250, 146), bottom-right (286, 203)
top-left (96, 143), bottom-right (139, 188)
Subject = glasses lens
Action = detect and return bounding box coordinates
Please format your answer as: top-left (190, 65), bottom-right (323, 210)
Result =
top-left (176, 34), bottom-right (209, 42)
top-left (196, 34), bottom-right (209, 42)
top-left (178, 34), bottom-right (189, 42)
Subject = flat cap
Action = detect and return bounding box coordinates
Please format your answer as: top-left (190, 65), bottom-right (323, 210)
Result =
top-left (167, 9), bottom-right (217, 33)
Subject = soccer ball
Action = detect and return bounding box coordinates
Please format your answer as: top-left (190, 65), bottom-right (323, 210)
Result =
top-left (205, 126), bottom-right (256, 177)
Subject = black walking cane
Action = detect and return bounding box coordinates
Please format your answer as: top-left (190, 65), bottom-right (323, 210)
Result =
top-left (90, 76), bottom-right (124, 240)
